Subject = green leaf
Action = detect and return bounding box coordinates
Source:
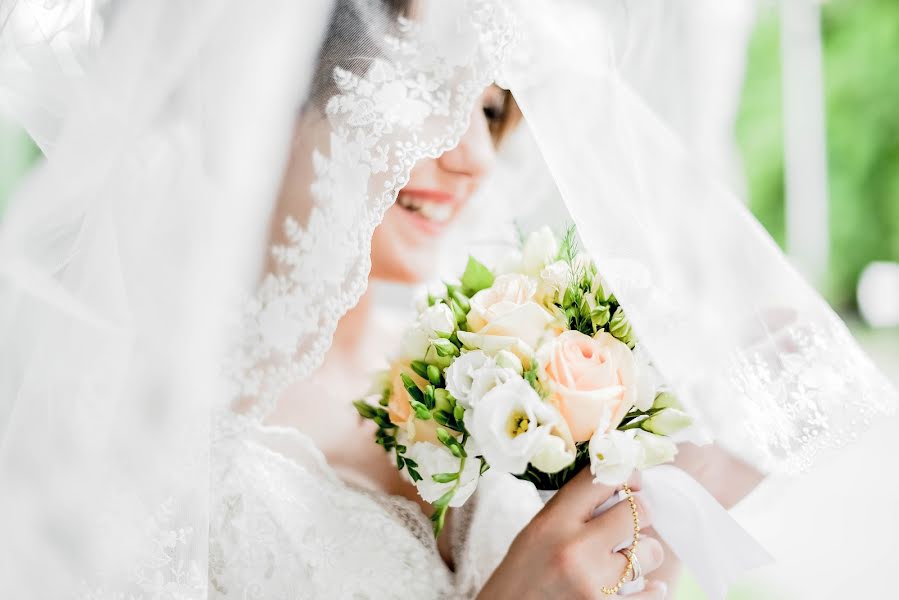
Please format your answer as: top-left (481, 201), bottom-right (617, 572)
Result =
top-left (431, 506), bottom-right (447, 536)
top-left (432, 488), bottom-right (456, 511)
top-left (407, 466), bottom-right (422, 482)
top-left (479, 457), bottom-right (490, 475)
top-left (400, 373), bottom-right (425, 404)
top-left (453, 404), bottom-right (465, 423)
top-left (431, 471), bottom-right (459, 483)
top-left (433, 410), bottom-right (451, 426)
top-left (460, 256), bottom-right (495, 296)
top-left (410, 360), bottom-right (430, 380)
top-left (424, 384), bottom-right (436, 409)
top-left (352, 400), bottom-right (378, 420)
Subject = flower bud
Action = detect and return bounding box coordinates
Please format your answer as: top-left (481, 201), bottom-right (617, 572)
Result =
top-left (652, 391), bottom-right (681, 411)
top-left (641, 408), bottom-right (692, 436)
top-left (635, 430), bottom-right (678, 468)
top-left (495, 350), bottom-right (523, 375)
top-left (530, 435), bottom-right (576, 474)
top-left (609, 306), bottom-right (636, 347)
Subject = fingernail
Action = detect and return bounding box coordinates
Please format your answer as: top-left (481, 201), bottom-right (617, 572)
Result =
top-left (657, 582), bottom-right (668, 597)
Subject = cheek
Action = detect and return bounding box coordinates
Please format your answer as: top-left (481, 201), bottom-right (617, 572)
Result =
top-left (369, 206), bottom-right (440, 283)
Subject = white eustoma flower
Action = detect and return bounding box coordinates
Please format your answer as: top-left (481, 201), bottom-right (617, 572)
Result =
top-left (634, 430), bottom-right (678, 469)
top-left (400, 323), bottom-right (431, 360)
top-left (521, 226), bottom-right (559, 276)
top-left (530, 434), bottom-right (576, 474)
top-left (588, 429), bottom-right (643, 486)
top-left (466, 377), bottom-right (559, 475)
top-left (632, 344), bottom-right (662, 412)
top-left (405, 442), bottom-right (480, 507)
top-left (420, 303), bottom-right (456, 337)
top-left (444, 350), bottom-right (492, 408)
top-left (468, 364), bottom-right (520, 408)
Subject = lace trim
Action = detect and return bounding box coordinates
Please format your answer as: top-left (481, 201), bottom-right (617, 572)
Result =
top-left (217, 0), bottom-right (515, 439)
top-left (726, 318), bottom-right (897, 472)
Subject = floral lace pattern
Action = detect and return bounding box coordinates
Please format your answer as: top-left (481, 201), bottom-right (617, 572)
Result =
top-left (218, 0), bottom-right (515, 437)
top-left (725, 317), bottom-right (897, 473)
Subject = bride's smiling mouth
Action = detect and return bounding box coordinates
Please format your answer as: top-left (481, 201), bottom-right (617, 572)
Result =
top-left (395, 188), bottom-right (464, 234)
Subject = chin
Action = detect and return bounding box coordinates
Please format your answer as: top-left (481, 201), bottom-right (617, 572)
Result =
top-left (369, 205), bottom-right (449, 284)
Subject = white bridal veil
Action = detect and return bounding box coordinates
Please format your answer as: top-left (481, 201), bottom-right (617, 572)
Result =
top-left (0, 0), bottom-right (895, 597)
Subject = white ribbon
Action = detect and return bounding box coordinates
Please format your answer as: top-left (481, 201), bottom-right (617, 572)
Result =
top-left (538, 465), bottom-right (771, 598)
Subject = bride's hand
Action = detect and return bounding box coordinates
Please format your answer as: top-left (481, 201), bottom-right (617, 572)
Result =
top-left (477, 468), bottom-right (666, 600)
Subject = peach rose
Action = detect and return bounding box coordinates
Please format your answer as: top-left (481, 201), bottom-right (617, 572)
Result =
top-left (386, 363), bottom-right (440, 444)
top-left (539, 330), bottom-right (637, 442)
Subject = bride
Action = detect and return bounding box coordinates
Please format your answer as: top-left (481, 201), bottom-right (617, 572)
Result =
top-left (0, 0), bottom-right (894, 599)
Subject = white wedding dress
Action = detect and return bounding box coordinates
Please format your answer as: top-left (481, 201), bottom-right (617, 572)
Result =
top-left (209, 426), bottom-right (542, 599)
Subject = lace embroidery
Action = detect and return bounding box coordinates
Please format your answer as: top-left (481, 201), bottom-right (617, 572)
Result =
top-left (219, 0), bottom-right (515, 437)
top-left (726, 318), bottom-right (897, 472)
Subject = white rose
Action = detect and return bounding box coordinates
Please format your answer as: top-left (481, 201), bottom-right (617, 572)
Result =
top-left (420, 303), bottom-right (456, 337)
top-left (634, 430), bottom-right (678, 469)
top-left (530, 434), bottom-right (576, 474)
top-left (589, 429), bottom-right (643, 486)
top-left (405, 442), bottom-right (480, 507)
top-left (400, 324), bottom-right (431, 360)
top-left (444, 350), bottom-right (492, 408)
top-left (536, 260), bottom-right (572, 304)
top-left (521, 226), bottom-right (559, 276)
top-left (466, 377), bottom-right (560, 475)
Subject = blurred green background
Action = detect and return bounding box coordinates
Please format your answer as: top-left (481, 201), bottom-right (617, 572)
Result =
top-left (738, 0), bottom-right (899, 311)
top-left (0, 1), bottom-right (897, 598)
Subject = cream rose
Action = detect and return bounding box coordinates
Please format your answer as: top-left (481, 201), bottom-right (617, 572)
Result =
top-left (459, 274), bottom-right (554, 359)
top-left (386, 363), bottom-right (439, 444)
top-left (538, 330), bottom-right (637, 442)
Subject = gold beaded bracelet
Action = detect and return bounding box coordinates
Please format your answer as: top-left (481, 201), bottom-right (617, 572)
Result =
top-left (600, 484), bottom-right (641, 595)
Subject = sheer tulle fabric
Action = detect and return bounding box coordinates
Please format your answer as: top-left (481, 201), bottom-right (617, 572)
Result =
top-left (1, 0), bottom-right (896, 598)
top-left (500, 0), bottom-right (896, 473)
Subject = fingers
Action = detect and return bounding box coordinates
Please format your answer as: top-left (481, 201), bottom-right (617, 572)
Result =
top-left (585, 492), bottom-right (653, 550)
top-left (546, 466), bottom-right (641, 523)
top-left (594, 535), bottom-right (664, 586)
top-left (629, 580), bottom-right (669, 599)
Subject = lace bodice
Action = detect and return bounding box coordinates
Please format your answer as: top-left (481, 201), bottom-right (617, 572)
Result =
top-left (209, 425), bottom-right (542, 599)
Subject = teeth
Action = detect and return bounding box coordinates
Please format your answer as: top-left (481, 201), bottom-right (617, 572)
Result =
top-left (397, 195), bottom-right (453, 224)
top-left (419, 202), bottom-right (453, 223)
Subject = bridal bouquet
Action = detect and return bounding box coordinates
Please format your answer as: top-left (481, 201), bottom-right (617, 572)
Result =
top-left (354, 227), bottom-right (693, 535)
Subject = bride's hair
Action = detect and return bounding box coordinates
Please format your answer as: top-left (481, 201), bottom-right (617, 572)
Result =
top-left (307, 0), bottom-right (520, 145)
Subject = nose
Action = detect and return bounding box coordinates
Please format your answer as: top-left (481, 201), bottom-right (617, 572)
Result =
top-left (436, 104), bottom-right (496, 181)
